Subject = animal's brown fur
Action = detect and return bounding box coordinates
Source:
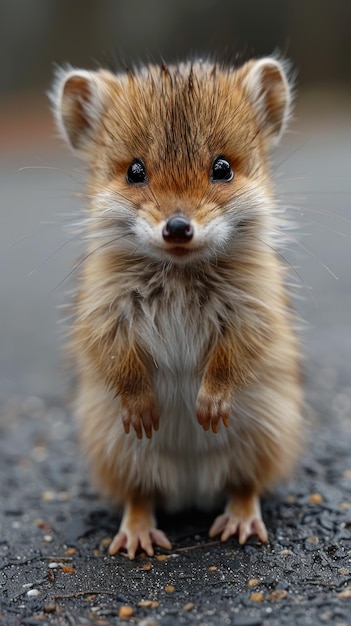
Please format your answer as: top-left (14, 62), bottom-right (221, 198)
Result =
top-left (51, 57), bottom-right (302, 558)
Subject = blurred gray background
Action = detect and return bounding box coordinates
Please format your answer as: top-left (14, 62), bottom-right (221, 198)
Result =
top-left (0, 0), bottom-right (350, 399)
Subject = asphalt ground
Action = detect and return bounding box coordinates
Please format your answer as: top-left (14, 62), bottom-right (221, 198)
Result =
top-left (1, 94), bottom-right (351, 625)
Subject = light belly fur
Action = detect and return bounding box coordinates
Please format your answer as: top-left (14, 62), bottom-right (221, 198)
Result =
top-left (78, 354), bottom-right (301, 511)
top-left (77, 284), bottom-right (301, 510)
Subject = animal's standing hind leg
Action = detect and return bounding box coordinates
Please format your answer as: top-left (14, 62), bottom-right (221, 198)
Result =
top-left (108, 496), bottom-right (172, 559)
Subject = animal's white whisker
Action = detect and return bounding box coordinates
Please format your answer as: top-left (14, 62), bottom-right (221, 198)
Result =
top-left (28, 232), bottom-right (83, 276)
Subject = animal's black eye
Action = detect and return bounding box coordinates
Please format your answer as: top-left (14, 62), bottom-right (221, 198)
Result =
top-left (126, 158), bottom-right (147, 184)
top-left (211, 156), bottom-right (234, 182)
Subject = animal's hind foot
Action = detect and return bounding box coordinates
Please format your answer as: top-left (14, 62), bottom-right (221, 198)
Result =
top-left (108, 499), bottom-right (172, 560)
top-left (209, 491), bottom-right (268, 544)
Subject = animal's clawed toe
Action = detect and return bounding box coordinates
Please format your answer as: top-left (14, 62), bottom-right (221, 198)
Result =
top-left (196, 390), bottom-right (231, 433)
top-left (121, 398), bottom-right (159, 439)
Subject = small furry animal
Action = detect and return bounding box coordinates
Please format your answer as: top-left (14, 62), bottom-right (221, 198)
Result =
top-left (51, 56), bottom-right (302, 559)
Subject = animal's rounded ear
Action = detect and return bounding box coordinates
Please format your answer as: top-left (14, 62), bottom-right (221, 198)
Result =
top-left (50, 67), bottom-right (107, 155)
top-left (243, 57), bottom-right (292, 147)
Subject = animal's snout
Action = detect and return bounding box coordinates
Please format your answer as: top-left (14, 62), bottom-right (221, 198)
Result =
top-left (162, 215), bottom-right (193, 244)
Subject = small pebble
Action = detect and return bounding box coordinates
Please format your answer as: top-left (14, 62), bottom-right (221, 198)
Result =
top-left (100, 537), bottom-right (111, 547)
top-left (338, 568), bottom-right (350, 576)
top-left (337, 587), bottom-right (351, 599)
top-left (61, 565), bottom-right (75, 574)
top-left (41, 490), bottom-right (56, 502)
top-left (92, 549), bottom-right (102, 556)
top-left (164, 584), bottom-right (175, 593)
top-left (26, 589), bottom-right (40, 598)
top-left (309, 493), bottom-right (323, 504)
top-left (267, 589), bottom-right (288, 602)
top-left (250, 592), bottom-right (264, 602)
top-left (31, 445), bottom-right (48, 462)
top-left (137, 600), bottom-right (160, 608)
top-left (247, 578), bottom-right (260, 588)
top-left (118, 605), bottom-right (134, 618)
top-left (35, 518), bottom-right (52, 531)
top-left (319, 611), bottom-right (333, 622)
top-left (340, 502), bottom-right (351, 510)
top-left (306, 536), bottom-right (319, 544)
top-left (43, 534), bottom-right (53, 543)
top-left (183, 602), bottom-right (195, 611)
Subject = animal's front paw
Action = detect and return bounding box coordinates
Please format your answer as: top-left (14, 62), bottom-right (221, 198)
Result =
top-left (121, 393), bottom-right (159, 439)
top-left (196, 389), bottom-right (231, 433)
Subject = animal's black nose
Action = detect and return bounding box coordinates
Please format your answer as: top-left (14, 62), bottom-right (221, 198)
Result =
top-left (162, 215), bottom-right (193, 244)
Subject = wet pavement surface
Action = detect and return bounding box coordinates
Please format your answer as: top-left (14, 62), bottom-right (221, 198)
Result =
top-left (1, 97), bottom-right (351, 625)
top-left (1, 354), bottom-right (351, 626)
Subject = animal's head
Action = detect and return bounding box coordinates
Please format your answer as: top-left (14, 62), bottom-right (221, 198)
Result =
top-left (51, 58), bottom-right (292, 264)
